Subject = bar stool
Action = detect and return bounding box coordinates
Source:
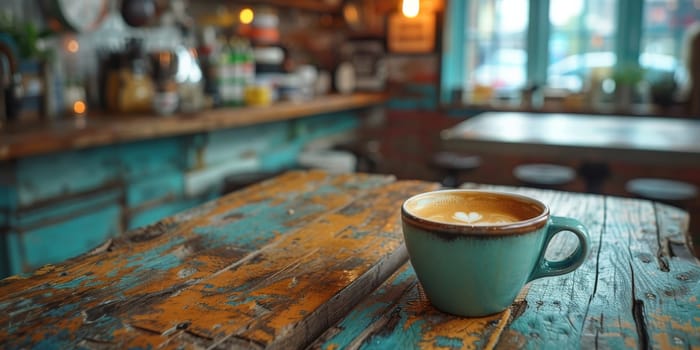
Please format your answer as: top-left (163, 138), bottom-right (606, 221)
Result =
top-left (513, 163), bottom-right (576, 189)
top-left (625, 178), bottom-right (698, 205)
top-left (578, 162), bottom-right (611, 194)
top-left (431, 151), bottom-right (481, 188)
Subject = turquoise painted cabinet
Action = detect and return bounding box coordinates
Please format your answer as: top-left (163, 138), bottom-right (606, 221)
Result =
top-left (0, 111), bottom-right (360, 278)
top-left (6, 189), bottom-right (123, 274)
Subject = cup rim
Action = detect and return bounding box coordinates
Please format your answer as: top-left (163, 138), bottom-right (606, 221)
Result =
top-left (401, 189), bottom-right (550, 236)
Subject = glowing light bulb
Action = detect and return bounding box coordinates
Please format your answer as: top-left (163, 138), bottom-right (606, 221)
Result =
top-left (402, 0), bottom-right (419, 18)
top-left (73, 100), bottom-right (86, 115)
top-left (66, 39), bottom-right (79, 53)
top-left (240, 8), bottom-right (254, 24)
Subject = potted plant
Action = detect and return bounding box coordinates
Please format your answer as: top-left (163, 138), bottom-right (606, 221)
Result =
top-left (611, 63), bottom-right (644, 110)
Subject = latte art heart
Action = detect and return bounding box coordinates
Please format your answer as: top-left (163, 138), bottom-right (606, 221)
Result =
top-left (453, 211), bottom-right (482, 223)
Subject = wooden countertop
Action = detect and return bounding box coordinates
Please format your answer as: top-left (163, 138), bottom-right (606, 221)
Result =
top-left (0, 93), bottom-right (388, 161)
top-left (0, 170), bottom-right (698, 349)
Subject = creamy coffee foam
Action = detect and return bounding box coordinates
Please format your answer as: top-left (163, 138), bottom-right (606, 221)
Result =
top-left (424, 210), bottom-right (521, 225)
top-left (405, 192), bottom-right (542, 225)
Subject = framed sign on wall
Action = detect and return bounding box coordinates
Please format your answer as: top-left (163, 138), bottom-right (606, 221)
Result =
top-left (387, 12), bottom-right (436, 54)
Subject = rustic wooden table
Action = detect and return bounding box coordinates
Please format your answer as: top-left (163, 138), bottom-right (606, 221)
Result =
top-left (1, 171), bottom-right (698, 349)
top-left (441, 111), bottom-right (700, 166)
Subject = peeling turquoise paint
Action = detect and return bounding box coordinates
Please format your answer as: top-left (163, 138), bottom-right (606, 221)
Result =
top-left (2, 298), bottom-right (34, 314)
top-left (390, 268), bottom-right (415, 288)
top-left (193, 199), bottom-right (326, 250)
top-left (51, 275), bottom-right (94, 289)
top-left (506, 296), bottom-right (589, 349)
top-left (15, 148), bottom-right (120, 208)
top-left (434, 335), bottom-right (464, 348)
top-left (45, 303), bottom-right (80, 318)
top-left (322, 303), bottom-right (388, 349)
top-left (119, 138), bottom-right (184, 180)
top-left (12, 190), bottom-right (121, 227)
top-left (7, 203), bottom-right (122, 274)
top-left (17, 315), bottom-right (123, 350)
top-left (0, 300), bottom-right (12, 311)
top-left (125, 172), bottom-right (184, 208)
top-left (30, 329), bottom-right (74, 350)
top-left (309, 184), bottom-right (345, 196)
top-left (362, 317), bottom-right (426, 350)
top-left (0, 185), bottom-right (17, 211)
top-left (260, 143), bottom-right (303, 172)
top-left (125, 237), bottom-right (187, 269)
top-left (113, 236), bottom-right (189, 290)
top-left (320, 267), bottom-right (417, 350)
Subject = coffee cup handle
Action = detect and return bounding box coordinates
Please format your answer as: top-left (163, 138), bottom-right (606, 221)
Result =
top-left (528, 216), bottom-right (590, 281)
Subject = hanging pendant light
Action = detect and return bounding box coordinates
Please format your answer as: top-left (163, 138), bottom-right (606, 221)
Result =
top-left (402, 0), bottom-right (420, 18)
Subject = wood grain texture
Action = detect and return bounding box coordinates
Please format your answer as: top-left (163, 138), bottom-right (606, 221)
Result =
top-left (311, 264), bottom-right (511, 350)
top-left (313, 183), bottom-right (699, 349)
top-left (1, 174), bottom-right (697, 349)
top-left (0, 93), bottom-right (387, 161)
top-left (0, 170), bottom-right (436, 349)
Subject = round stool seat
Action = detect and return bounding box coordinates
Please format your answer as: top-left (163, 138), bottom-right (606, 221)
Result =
top-left (431, 152), bottom-right (481, 171)
top-left (514, 163), bottom-right (576, 186)
top-left (430, 152), bottom-right (481, 188)
top-left (625, 178), bottom-right (698, 202)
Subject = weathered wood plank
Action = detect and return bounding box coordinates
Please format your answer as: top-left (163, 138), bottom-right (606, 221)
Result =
top-left (2, 175), bottom-right (696, 350)
top-left (0, 171), bottom-right (397, 349)
top-left (311, 263), bottom-right (511, 350)
top-left (310, 263), bottom-right (418, 350)
top-left (118, 180), bottom-right (437, 349)
top-left (614, 198), bottom-right (700, 349)
top-left (654, 202), bottom-right (696, 263)
top-left (574, 196), bottom-right (641, 349)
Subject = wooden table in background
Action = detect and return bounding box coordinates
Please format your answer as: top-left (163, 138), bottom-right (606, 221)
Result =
top-left (441, 111), bottom-right (700, 166)
top-left (1, 171), bottom-right (698, 349)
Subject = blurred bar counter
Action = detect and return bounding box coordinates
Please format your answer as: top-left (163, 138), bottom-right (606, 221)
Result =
top-left (0, 93), bottom-right (388, 160)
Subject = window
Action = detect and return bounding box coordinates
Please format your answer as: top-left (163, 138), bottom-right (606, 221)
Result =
top-left (641, 0), bottom-right (700, 85)
top-left (464, 0), bottom-right (529, 96)
top-left (441, 0), bottom-right (699, 105)
top-left (547, 0), bottom-right (617, 91)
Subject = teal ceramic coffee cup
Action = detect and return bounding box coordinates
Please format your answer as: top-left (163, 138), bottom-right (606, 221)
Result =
top-left (401, 189), bottom-right (589, 317)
